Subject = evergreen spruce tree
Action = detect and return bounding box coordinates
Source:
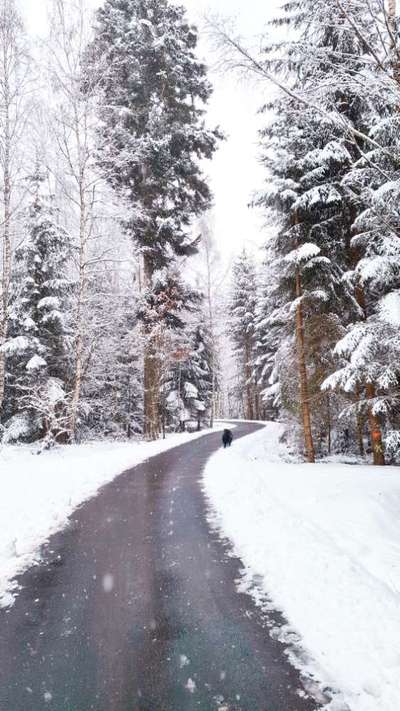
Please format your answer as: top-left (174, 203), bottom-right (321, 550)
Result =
top-left (190, 321), bottom-right (215, 425)
top-left (79, 278), bottom-right (143, 440)
top-left (2, 171), bottom-right (71, 445)
top-left (162, 315), bottom-right (215, 432)
top-left (179, 320), bottom-right (215, 430)
top-left (229, 250), bottom-right (259, 421)
top-left (258, 97), bottom-right (359, 459)
top-left (85, 0), bottom-right (220, 438)
top-left (254, 0), bottom-right (380, 460)
top-left (321, 115), bottom-right (400, 464)
top-left (320, 4), bottom-right (400, 463)
top-left (253, 256), bottom-right (284, 421)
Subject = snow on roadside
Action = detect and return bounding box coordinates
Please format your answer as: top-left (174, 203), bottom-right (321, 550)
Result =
top-left (203, 422), bottom-right (400, 711)
top-left (0, 427), bottom-right (223, 609)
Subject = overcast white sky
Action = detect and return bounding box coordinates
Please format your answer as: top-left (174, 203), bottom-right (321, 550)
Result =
top-left (22, 0), bottom-right (276, 263)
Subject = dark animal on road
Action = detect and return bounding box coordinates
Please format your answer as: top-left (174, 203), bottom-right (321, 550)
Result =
top-left (222, 429), bottom-right (233, 448)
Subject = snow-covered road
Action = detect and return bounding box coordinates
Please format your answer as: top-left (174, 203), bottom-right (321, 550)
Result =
top-left (204, 422), bottom-right (400, 711)
top-left (0, 422), bottom-right (317, 711)
top-left (0, 428), bottom-right (225, 609)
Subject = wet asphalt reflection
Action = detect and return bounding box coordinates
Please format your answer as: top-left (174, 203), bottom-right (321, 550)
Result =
top-left (0, 423), bottom-right (321, 711)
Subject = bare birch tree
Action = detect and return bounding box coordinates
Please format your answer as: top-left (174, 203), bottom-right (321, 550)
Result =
top-left (0, 0), bottom-right (30, 413)
top-left (46, 0), bottom-right (101, 441)
top-left (199, 218), bottom-right (220, 427)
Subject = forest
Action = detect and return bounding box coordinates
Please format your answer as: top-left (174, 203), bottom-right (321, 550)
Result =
top-left (2, 2), bottom-right (400, 706)
top-left (226, 0), bottom-right (400, 466)
top-left (0, 0), bottom-right (399, 467)
top-left (0, 0), bottom-right (222, 447)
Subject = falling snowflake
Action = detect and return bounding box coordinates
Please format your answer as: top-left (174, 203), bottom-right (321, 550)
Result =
top-left (185, 678), bottom-right (196, 694)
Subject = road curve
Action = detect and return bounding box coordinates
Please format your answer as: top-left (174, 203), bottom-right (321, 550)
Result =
top-left (0, 422), bottom-right (320, 711)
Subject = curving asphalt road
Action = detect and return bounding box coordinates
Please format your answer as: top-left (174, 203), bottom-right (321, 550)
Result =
top-left (0, 422), bottom-right (321, 711)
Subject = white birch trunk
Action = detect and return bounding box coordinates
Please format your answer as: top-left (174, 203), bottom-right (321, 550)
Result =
top-left (204, 231), bottom-right (216, 428)
top-left (69, 187), bottom-right (88, 439)
top-left (0, 0), bottom-right (27, 413)
top-left (48, 0), bottom-right (98, 441)
top-left (0, 61), bottom-right (11, 411)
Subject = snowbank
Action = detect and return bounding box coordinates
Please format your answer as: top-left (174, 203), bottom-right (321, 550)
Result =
top-left (0, 428), bottom-right (222, 609)
top-left (203, 423), bottom-right (400, 711)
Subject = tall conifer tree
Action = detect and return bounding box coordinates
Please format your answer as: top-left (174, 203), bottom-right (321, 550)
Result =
top-left (3, 171), bottom-right (71, 444)
top-left (85, 0), bottom-right (220, 438)
top-left (229, 251), bottom-right (259, 421)
top-left (254, 0), bottom-right (380, 460)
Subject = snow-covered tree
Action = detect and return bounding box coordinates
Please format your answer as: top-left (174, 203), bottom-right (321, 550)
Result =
top-left (229, 250), bottom-right (260, 421)
top-left (326, 5), bottom-right (400, 463)
top-left (138, 265), bottom-right (201, 434)
top-left (46, 0), bottom-right (103, 441)
top-left (0, 0), bottom-right (30, 415)
top-left (253, 255), bottom-right (284, 421)
top-left (85, 0), bottom-right (221, 438)
top-left (249, 0), bottom-right (387, 461)
top-left (190, 322), bottom-right (215, 422)
top-left (197, 216), bottom-right (223, 425)
top-left (257, 100), bottom-right (361, 459)
top-left (79, 281), bottom-right (143, 440)
top-left (161, 315), bottom-right (214, 432)
top-left (2, 170), bottom-right (71, 444)
top-left (212, 0), bottom-right (400, 462)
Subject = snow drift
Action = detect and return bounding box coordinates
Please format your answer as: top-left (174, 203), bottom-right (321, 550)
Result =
top-left (203, 422), bottom-right (400, 711)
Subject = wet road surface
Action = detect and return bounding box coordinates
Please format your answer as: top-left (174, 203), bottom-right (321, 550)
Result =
top-left (0, 422), bottom-right (321, 711)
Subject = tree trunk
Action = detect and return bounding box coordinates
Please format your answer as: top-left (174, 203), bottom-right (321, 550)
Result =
top-left (209, 369), bottom-right (215, 429)
top-left (204, 232), bottom-right (216, 429)
top-left (0, 187), bottom-right (10, 412)
top-left (388, 0), bottom-right (397, 47)
top-left (356, 414), bottom-right (365, 458)
top-left (245, 339), bottom-right (254, 420)
top-left (293, 210), bottom-right (315, 463)
top-left (326, 394), bottom-right (332, 455)
top-left (162, 403), bottom-right (166, 440)
top-left (254, 378), bottom-right (261, 421)
top-left (143, 347), bottom-right (160, 439)
top-left (295, 269), bottom-right (315, 463)
top-left (366, 382), bottom-right (385, 465)
top-left (143, 254), bottom-right (160, 440)
top-left (388, 0), bottom-right (397, 24)
top-left (354, 386), bottom-right (365, 457)
top-left (0, 35), bottom-right (12, 414)
top-left (69, 190), bottom-right (87, 441)
top-left (388, 1), bottom-right (400, 121)
top-left (352, 279), bottom-right (385, 465)
top-left (46, 0), bottom-right (99, 441)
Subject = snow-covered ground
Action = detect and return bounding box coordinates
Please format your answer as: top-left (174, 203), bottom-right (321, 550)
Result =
top-left (203, 422), bottom-right (400, 711)
top-left (0, 427), bottom-right (223, 609)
